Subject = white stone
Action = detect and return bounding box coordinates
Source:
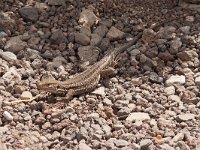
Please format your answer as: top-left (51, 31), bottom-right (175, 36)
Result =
top-left (195, 76), bottom-right (200, 86)
top-left (168, 95), bottom-right (181, 102)
top-left (126, 112), bottom-right (150, 122)
top-left (3, 67), bottom-right (21, 80)
top-left (92, 87), bottom-right (105, 97)
top-left (21, 91), bottom-right (32, 99)
top-left (78, 141), bottom-right (92, 150)
top-left (3, 111), bottom-right (13, 121)
top-left (0, 51), bottom-right (17, 61)
top-left (177, 113), bottom-right (195, 121)
top-left (165, 75), bottom-right (185, 86)
top-left (79, 8), bottom-right (99, 27)
top-left (164, 86), bottom-right (175, 95)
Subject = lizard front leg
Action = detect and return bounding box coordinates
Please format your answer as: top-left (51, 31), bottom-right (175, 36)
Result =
top-left (100, 67), bottom-right (117, 78)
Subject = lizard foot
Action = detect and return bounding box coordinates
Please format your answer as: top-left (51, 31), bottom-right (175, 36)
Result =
top-left (10, 94), bottom-right (41, 104)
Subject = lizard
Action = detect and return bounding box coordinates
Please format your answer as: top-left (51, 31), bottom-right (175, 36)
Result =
top-left (36, 15), bottom-right (185, 102)
top-left (37, 32), bottom-right (143, 101)
top-left (10, 17), bottom-right (183, 104)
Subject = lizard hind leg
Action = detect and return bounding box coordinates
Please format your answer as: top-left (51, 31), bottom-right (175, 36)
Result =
top-left (56, 74), bottom-right (101, 102)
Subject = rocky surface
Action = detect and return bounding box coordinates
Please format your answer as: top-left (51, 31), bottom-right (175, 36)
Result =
top-left (0, 0), bottom-right (200, 150)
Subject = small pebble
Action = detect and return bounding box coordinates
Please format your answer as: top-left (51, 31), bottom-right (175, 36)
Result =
top-left (3, 111), bottom-right (13, 121)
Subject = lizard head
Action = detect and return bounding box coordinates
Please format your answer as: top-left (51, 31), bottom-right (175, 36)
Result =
top-left (37, 79), bottom-right (62, 94)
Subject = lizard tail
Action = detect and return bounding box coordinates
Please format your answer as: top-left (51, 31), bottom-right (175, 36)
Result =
top-left (112, 32), bottom-right (143, 57)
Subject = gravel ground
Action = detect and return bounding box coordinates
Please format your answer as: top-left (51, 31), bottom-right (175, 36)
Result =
top-left (0, 0), bottom-right (200, 150)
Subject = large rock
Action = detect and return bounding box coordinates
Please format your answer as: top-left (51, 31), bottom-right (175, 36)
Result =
top-left (0, 12), bottom-right (15, 33)
top-left (47, 0), bottom-right (66, 6)
top-left (78, 46), bottom-right (100, 64)
top-left (75, 33), bottom-right (90, 46)
top-left (94, 25), bottom-right (108, 37)
top-left (4, 36), bottom-right (27, 54)
top-left (106, 26), bottom-right (125, 41)
top-left (19, 7), bottom-right (38, 22)
top-left (79, 8), bottom-right (100, 27)
top-left (50, 30), bottom-right (65, 44)
top-left (179, 0), bottom-right (200, 12)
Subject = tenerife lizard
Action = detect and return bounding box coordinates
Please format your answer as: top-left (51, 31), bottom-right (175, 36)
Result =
top-left (37, 32), bottom-right (143, 101)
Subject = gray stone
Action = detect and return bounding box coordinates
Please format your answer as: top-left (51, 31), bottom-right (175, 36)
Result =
top-left (177, 141), bottom-right (190, 150)
top-left (149, 72), bottom-right (163, 84)
top-left (50, 30), bottom-right (65, 44)
top-left (114, 139), bottom-right (129, 148)
top-left (158, 26), bottom-right (176, 39)
top-left (75, 33), bottom-right (90, 46)
top-left (139, 139), bottom-right (153, 150)
top-left (160, 143), bottom-right (175, 150)
top-left (117, 107), bottom-right (131, 117)
top-left (80, 26), bottom-right (91, 37)
top-left (172, 133), bottom-right (184, 143)
top-left (51, 131), bottom-right (60, 140)
top-left (19, 7), bottom-right (38, 22)
top-left (4, 36), bottom-right (27, 54)
top-left (90, 34), bottom-right (102, 46)
top-left (169, 38), bottom-right (182, 54)
top-left (94, 25), bottom-right (108, 37)
top-left (179, 1), bottom-right (200, 12)
top-left (105, 138), bottom-right (115, 149)
top-left (102, 124), bottom-right (111, 137)
top-left (47, 0), bottom-right (66, 5)
top-left (181, 0), bottom-right (200, 4)
top-left (177, 50), bottom-right (198, 61)
top-left (0, 31), bottom-right (8, 38)
top-left (31, 58), bottom-right (43, 69)
top-left (114, 100), bottom-right (129, 108)
top-left (99, 38), bottom-right (110, 51)
top-left (179, 26), bottom-right (190, 34)
top-left (26, 48), bottom-right (41, 60)
top-left (78, 46), bottom-right (100, 64)
top-left (106, 26), bottom-right (125, 41)
top-left (92, 133), bottom-right (102, 141)
top-left (0, 12), bottom-right (15, 33)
